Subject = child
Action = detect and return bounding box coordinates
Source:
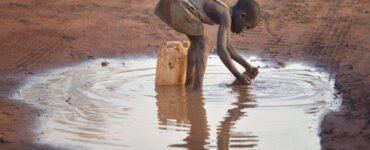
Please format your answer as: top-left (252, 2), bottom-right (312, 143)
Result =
top-left (155, 0), bottom-right (261, 90)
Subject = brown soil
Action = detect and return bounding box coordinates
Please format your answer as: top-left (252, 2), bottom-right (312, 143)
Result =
top-left (0, 0), bottom-right (369, 149)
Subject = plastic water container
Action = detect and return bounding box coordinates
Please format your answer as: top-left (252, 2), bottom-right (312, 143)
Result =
top-left (155, 41), bottom-right (189, 85)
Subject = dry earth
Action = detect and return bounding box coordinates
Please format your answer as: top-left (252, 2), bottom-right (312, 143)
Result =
top-left (0, 0), bottom-right (369, 149)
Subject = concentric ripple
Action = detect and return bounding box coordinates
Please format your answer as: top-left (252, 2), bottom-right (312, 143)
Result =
top-left (14, 55), bottom-right (340, 150)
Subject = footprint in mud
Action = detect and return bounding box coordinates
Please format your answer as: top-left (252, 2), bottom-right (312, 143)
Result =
top-left (14, 55), bottom-right (341, 150)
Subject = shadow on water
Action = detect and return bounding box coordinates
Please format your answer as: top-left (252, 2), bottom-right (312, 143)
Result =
top-left (13, 55), bottom-right (341, 150)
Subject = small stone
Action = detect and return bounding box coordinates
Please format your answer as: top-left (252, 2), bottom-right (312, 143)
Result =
top-left (277, 61), bottom-right (285, 68)
top-left (101, 61), bottom-right (109, 67)
top-left (62, 35), bottom-right (76, 41)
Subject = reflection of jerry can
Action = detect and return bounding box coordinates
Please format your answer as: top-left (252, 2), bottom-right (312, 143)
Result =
top-left (155, 41), bottom-right (189, 85)
top-left (155, 86), bottom-right (188, 124)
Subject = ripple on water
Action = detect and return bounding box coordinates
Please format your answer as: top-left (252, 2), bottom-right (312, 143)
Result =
top-left (14, 55), bottom-right (340, 150)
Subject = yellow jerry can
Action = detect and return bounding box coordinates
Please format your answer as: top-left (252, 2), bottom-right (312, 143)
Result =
top-left (155, 41), bottom-right (189, 85)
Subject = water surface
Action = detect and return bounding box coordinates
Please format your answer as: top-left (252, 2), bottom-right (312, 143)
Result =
top-left (14, 55), bottom-right (340, 150)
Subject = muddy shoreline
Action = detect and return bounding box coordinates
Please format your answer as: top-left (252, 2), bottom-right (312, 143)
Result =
top-left (0, 0), bottom-right (369, 149)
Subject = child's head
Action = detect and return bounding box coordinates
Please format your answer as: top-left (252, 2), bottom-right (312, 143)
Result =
top-left (231, 0), bottom-right (261, 33)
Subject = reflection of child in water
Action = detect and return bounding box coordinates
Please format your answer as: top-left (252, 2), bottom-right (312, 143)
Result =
top-left (155, 0), bottom-right (261, 89)
top-left (155, 85), bottom-right (257, 148)
top-left (155, 86), bottom-right (208, 149)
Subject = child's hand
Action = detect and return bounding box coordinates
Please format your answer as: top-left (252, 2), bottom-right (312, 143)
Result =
top-left (231, 72), bottom-right (251, 86)
top-left (246, 67), bottom-right (258, 80)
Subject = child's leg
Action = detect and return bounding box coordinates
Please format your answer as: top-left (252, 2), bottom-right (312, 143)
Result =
top-left (185, 36), bottom-right (197, 87)
top-left (187, 35), bottom-right (211, 90)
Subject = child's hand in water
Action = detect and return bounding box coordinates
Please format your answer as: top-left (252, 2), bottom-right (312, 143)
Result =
top-left (246, 67), bottom-right (259, 80)
top-left (231, 71), bottom-right (252, 86)
top-left (230, 67), bottom-right (258, 86)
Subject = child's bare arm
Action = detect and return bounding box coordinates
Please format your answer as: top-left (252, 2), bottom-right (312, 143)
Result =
top-left (216, 8), bottom-right (248, 84)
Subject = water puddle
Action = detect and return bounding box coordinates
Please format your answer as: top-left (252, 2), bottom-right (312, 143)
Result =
top-left (14, 55), bottom-right (340, 150)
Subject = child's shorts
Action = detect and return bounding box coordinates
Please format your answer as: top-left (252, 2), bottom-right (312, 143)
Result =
top-left (155, 0), bottom-right (205, 36)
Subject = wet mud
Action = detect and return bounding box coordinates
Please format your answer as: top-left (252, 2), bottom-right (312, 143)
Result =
top-left (14, 56), bottom-right (340, 149)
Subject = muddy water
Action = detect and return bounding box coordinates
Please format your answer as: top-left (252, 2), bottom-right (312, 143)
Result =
top-left (14, 55), bottom-right (340, 150)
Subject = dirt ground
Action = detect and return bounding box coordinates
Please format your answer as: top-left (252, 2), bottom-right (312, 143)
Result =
top-left (0, 0), bottom-right (369, 149)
